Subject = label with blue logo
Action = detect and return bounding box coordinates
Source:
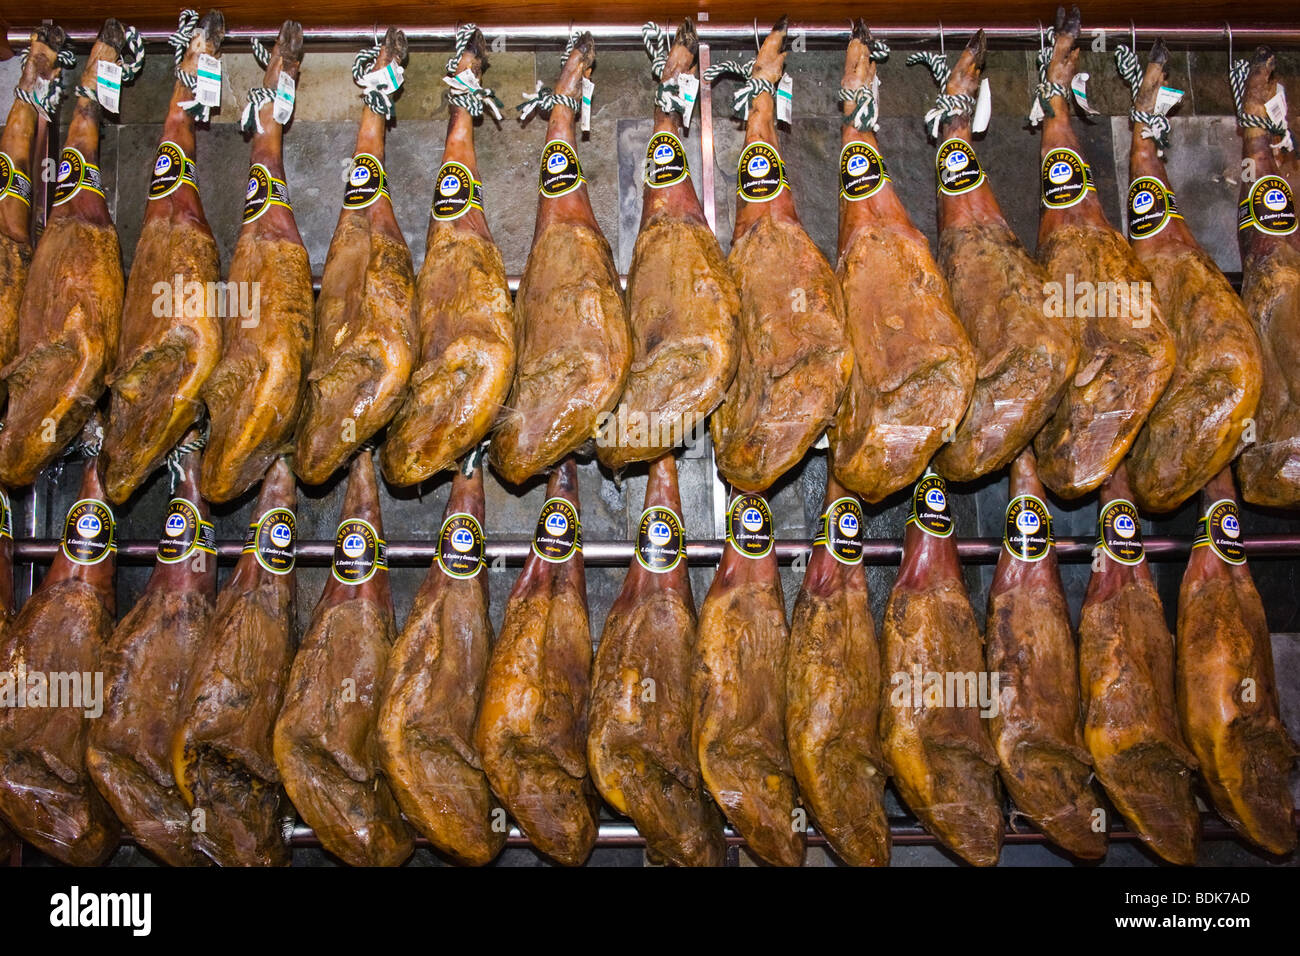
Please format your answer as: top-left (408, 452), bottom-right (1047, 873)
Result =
top-left (1098, 499), bottom-right (1144, 565)
top-left (0, 151), bottom-right (33, 208)
top-left (1041, 147), bottom-right (1092, 210)
top-left (1127, 175), bottom-right (1181, 240)
top-left (1193, 498), bottom-right (1246, 565)
top-left (644, 131), bottom-right (689, 189)
top-left (52, 147), bottom-right (104, 206)
top-left (1238, 175), bottom-right (1297, 236)
top-left (635, 506), bottom-right (684, 572)
top-left (157, 497), bottom-right (216, 563)
top-left (533, 497), bottom-right (581, 563)
top-left (244, 507), bottom-right (296, 575)
top-left (343, 153), bottom-right (389, 209)
top-left (149, 141), bottom-right (199, 200)
top-left (839, 141), bottom-right (888, 201)
top-left (737, 141), bottom-right (786, 203)
top-left (726, 493), bottom-right (774, 559)
top-left (936, 138), bottom-right (985, 196)
top-left (1003, 494), bottom-right (1052, 562)
top-left (242, 163), bottom-right (291, 223)
top-left (431, 161), bottom-right (483, 221)
top-left (437, 512), bottom-right (485, 578)
top-left (907, 473), bottom-right (953, 538)
top-left (538, 140), bottom-right (583, 198)
top-left (332, 517), bottom-right (387, 584)
top-left (62, 498), bottom-right (116, 565)
top-left (815, 496), bottom-right (864, 565)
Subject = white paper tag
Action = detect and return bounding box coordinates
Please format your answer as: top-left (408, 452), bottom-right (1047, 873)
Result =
top-left (776, 72), bottom-right (793, 123)
top-left (1029, 97), bottom-right (1045, 126)
top-left (677, 72), bottom-right (699, 129)
top-left (1265, 84), bottom-right (1289, 128)
top-left (972, 77), bottom-right (992, 133)
top-left (363, 63), bottom-right (404, 94)
top-left (195, 53), bottom-right (222, 108)
top-left (1154, 85), bottom-right (1185, 115)
top-left (1071, 73), bottom-right (1099, 115)
top-left (95, 60), bottom-right (122, 113)
top-left (273, 72), bottom-right (296, 124)
top-left (581, 76), bottom-right (594, 132)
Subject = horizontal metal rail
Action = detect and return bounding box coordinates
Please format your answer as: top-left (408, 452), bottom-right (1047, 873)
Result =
top-left (11, 23), bottom-right (1300, 51)
top-left (14, 534), bottom-right (1300, 566)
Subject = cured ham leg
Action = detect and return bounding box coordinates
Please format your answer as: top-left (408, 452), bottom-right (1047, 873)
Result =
top-left (986, 449), bottom-right (1106, 858)
top-left (588, 454), bottom-right (725, 866)
top-left (786, 468), bottom-right (889, 866)
top-left (1176, 468), bottom-right (1297, 855)
top-left (173, 457), bottom-right (297, 866)
top-left (880, 472), bottom-right (1002, 866)
top-left (381, 28), bottom-right (513, 487)
top-left (274, 451), bottom-right (412, 866)
top-left (710, 19), bottom-right (851, 492)
top-left (87, 429), bottom-right (216, 866)
top-left (924, 32), bottom-right (1076, 481)
top-left (1122, 42), bottom-right (1261, 513)
top-left (829, 21), bottom-right (973, 501)
top-left (0, 22), bottom-right (130, 488)
top-left (0, 437), bottom-right (119, 864)
top-left (490, 36), bottom-right (629, 485)
top-left (1078, 463), bottom-right (1199, 864)
top-left (0, 25), bottom-right (68, 407)
top-left (476, 458), bottom-right (598, 865)
top-left (378, 455), bottom-right (506, 866)
top-left (1235, 48), bottom-right (1300, 507)
top-left (294, 29), bottom-right (417, 485)
top-left (1032, 7), bottom-right (1175, 498)
top-left (102, 11), bottom-right (225, 504)
top-left (201, 22), bottom-right (312, 503)
top-left (596, 21), bottom-right (739, 470)
top-left (0, 485), bottom-right (15, 859)
top-left (692, 490), bottom-right (803, 866)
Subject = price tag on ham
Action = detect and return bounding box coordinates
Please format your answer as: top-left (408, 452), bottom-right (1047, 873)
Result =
top-left (195, 53), bottom-right (222, 108)
top-left (581, 76), bottom-right (594, 132)
top-left (96, 60), bottom-right (122, 113)
top-left (677, 72), bottom-right (699, 128)
top-left (972, 77), bottom-right (992, 133)
top-left (273, 72), bottom-right (296, 125)
top-left (776, 72), bottom-right (793, 123)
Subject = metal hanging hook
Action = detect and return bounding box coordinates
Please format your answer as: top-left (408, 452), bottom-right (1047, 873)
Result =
top-left (1225, 22), bottom-right (1234, 63)
top-left (938, 20), bottom-right (945, 58)
top-left (1038, 19), bottom-right (1045, 56)
top-left (1130, 19), bottom-right (1136, 52)
top-left (753, 17), bottom-right (760, 52)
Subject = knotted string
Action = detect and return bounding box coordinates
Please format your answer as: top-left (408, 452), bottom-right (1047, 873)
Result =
top-left (836, 38), bottom-right (889, 132)
top-left (444, 24), bottom-right (503, 120)
top-left (516, 81), bottom-right (578, 122)
top-left (703, 58), bottom-right (774, 120)
top-left (165, 421), bottom-right (209, 491)
top-left (1230, 57), bottom-right (1294, 151)
top-left (240, 36), bottom-right (279, 134)
top-left (1114, 45), bottom-right (1171, 152)
top-left (170, 9), bottom-right (218, 122)
top-left (1030, 26), bottom-right (1068, 123)
top-left (353, 42), bottom-right (405, 119)
top-left (906, 49), bottom-right (976, 140)
top-left (72, 26), bottom-right (144, 110)
top-left (14, 35), bottom-right (77, 120)
top-left (641, 21), bottom-right (696, 116)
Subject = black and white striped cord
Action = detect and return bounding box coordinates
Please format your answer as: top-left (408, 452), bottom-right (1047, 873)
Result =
top-left (444, 23), bottom-right (503, 119)
top-left (14, 40), bottom-right (77, 121)
top-left (906, 50), bottom-right (976, 140)
top-left (1114, 44), bottom-right (1171, 152)
top-left (1230, 57), bottom-right (1294, 151)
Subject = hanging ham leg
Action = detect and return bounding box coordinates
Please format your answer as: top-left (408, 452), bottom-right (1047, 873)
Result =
top-left (273, 450), bottom-right (413, 866)
top-left (692, 490), bottom-right (803, 866)
top-left (87, 428), bottom-right (216, 866)
top-left (381, 29), bottom-right (513, 487)
top-left (0, 25), bottom-right (68, 407)
top-left (201, 22), bottom-right (312, 503)
top-left (0, 435), bottom-right (119, 865)
top-left (588, 453), bottom-right (725, 866)
top-left (475, 458), bottom-right (598, 865)
top-left (829, 21), bottom-right (974, 501)
top-left (294, 28), bottom-right (417, 485)
top-left (928, 32), bottom-right (1076, 481)
top-left (986, 449), bottom-right (1106, 858)
top-left (1176, 468), bottom-right (1298, 855)
top-left (0, 484), bottom-right (15, 859)
top-left (1235, 48), bottom-right (1300, 507)
top-left (1032, 7), bottom-right (1175, 498)
top-left (102, 12), bottom-right (225, 504)
top-left (0, 22), bottom-right (128, 488)
top-left (596, 20), bottom-right (739, 470)
top-left (378, 455), bottom-right (506, 866)
top-left (786, 468), bottom-right (890, 866)
top-left (711, 18), bottom-right (851, 492)
top-left (172, 457), bottom-right (296, 866)
top-left (1124, 42), bottom-right (1262, 513)
top-left (880, 472), bottom-right (1002, 866)
top-left (489, 36), bottom-right (630, 485)
top-left (1078, 462), bottom-right (1199, 864)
